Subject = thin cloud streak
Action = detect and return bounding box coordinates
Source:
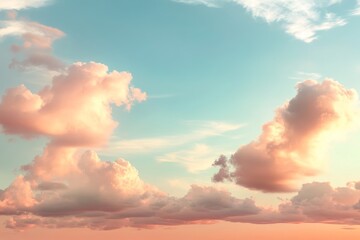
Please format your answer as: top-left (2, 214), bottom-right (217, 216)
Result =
top-left (157, 143), bottom-right (232, 172)
top-left (101, 121), bottom-right (243, 155)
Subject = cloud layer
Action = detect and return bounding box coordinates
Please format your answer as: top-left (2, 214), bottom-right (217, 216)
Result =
top-left (213, 80), bottom-right (358, 192)
top-left (2, 178), bottom-right (360, 230)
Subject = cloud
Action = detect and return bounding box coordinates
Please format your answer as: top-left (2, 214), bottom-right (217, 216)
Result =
top-left (0, 20), bottom-right (65, 72)
top-left (352, 0), bottom-right (360, 15)
top-left (0, 20), bottom-right (63, 49)
top-left (291, 71), bottom-right (322, 81)
top-left (213, 79), bottom-right (358, 192)
top-left (0, 61), bottom-right (146, 147)
top-left (237, 0), bottom-right (346, 42)
top-left (277, 182), bottom-right (360, 224)
top-left (2, 172), bottom-right (360, 229)
top-left (9, 52), bottom-right (66, 71)
top-left (174, 0), bottom-right (348, 42)
top-left (157, 144), bottom-right (226, 172)
top-left (0, 0), bottom-right (50, 11)
top-left (225, 181), bottom-right (360, 225)
top-left (0, 146), bottom-right (261, 229)
top-left (174, 0), bottom-right (220, 8)
top-left (212, 154), bottom-right (232, 182)
top-left (102, 121), bottom-right (242, 155)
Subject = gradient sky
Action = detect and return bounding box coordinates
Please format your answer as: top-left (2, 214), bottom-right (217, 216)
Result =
top-left (1, 0), bottom-right (360, 239)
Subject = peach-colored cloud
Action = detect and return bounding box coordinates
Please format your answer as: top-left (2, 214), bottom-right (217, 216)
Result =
top-left (225, 181), bottom-right (360, 225)
top-left (0, 176), bottom-right (36, 215)
top-left (2, 176), bottom-right (360, 230)
top-left (0, 61), bottom-right (146, 147)
top-left (213, 80), bottom-right (358, 192)
top-left (0, 144), bottom-right (260, 229)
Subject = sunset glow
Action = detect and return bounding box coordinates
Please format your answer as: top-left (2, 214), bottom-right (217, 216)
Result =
top-left (1, 0), bottom-right (360, 239)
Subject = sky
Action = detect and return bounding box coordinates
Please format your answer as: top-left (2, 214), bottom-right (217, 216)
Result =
top-left (1, 0), bottom-right (360, 239)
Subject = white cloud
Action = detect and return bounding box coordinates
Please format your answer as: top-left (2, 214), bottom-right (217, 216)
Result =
top-left (352, 0), bottom-right (360, 15)
top-left (174, 0), bottom-right (348, 42)
top-left (0, 0), bottom-right (50, 11)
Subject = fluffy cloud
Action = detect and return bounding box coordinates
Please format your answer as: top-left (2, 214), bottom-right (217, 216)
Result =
top-left (277, 182), bottom-right (360, 224)
top-left (0, 61), bottom-right (146, 147)
top-left (174, 0), bottom-right (348, 42)
top-left (225, 181), bottom-right (360, 225)
top-left (0, 146), bottom-right (261, 229)
top-left (3, 177), bottom-right (360, 230)
top-left (213, 80), bottom-right (358, 192)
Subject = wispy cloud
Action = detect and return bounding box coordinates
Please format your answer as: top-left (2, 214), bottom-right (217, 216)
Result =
top-left (174, 0), bottom-right (220, 8)
top-left (157, 143), bottom-right (230, 172)
top-left (101, 121), bottom-right (243, 155)
top-left (352, 0), bottom-right (360, 15)
top-left (290, 71), bottom-right (322, 81)
top-left (174, 0), bottom-right (349, 43)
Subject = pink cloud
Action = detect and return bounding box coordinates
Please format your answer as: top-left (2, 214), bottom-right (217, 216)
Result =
top-left (213, 80), bottom-right (358, 192)
top-left (0, 145), bottom-right (260, 229)
top-left (2, 175), bottom-right (360, 230)
top-left (0, 62), bottom-right (146, 147)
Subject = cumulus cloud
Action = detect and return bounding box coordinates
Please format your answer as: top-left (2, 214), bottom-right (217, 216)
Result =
top-left (225, 181), bottom-right (360, 225)
top-left (213, 80), bottom-right (358, 192)
top-left (277, 182), bottom-right (360, 224)
top-left (0, 146), bottom-right (261, 229)
top-left (174, 0), bottom-right (348, 42)
top-left (0, 61), bottom-right (146, 147)
top-left (0, 0), bottom-right (50, 11)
